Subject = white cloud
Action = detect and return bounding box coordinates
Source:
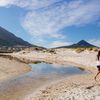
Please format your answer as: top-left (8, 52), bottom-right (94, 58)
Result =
top-left (15, 0), bottom-right (62, 10)
top-left (0, 0), bottom-right (14, 6)
top-left (21, 0), bottom-right (100, 39)
top-left (88, 39), bottom-right (100, 47)
top-left (0, 0), bottom-right (62, 9)
top-left (49, 41), bottom-right (72, 48)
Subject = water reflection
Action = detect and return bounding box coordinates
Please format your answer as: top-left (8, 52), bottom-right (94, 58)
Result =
top-left (29, 63), bottom-right (86, 76)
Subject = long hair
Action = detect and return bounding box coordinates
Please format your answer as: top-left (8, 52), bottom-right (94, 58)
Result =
top-left (97, 51), bottom-right (100, 60)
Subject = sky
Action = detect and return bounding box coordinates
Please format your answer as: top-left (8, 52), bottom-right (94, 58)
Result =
top-left (0, 0), bottom-right (100, 48)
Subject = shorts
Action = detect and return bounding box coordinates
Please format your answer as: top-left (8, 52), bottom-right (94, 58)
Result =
top-left (97, 65), bottom-right (100, 71)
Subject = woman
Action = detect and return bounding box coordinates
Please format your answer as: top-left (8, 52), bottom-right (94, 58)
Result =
top-left (94, 50), bottom-right (100, 80)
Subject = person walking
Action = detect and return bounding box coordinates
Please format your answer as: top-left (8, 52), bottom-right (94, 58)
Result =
top-left (94, 50), bottom-right (100, 81)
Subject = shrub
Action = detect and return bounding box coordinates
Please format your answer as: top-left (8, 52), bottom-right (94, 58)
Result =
top-left (75, 48), bottom-right (85, 53)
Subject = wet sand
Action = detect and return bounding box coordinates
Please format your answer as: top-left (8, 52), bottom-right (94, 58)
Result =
top-left (0, 74), bottom-right (53, 100)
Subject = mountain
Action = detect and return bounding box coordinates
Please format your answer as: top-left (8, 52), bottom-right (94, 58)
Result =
top-left (56, 40), bottom-right (98, 48)
top-left (0, 26), bottom-right (35, 47)
top-left (69, 40), bottom-right (97, 48)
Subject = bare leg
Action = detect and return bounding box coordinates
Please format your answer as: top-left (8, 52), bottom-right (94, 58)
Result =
top-left (94, 71), bottom-right (100, 81)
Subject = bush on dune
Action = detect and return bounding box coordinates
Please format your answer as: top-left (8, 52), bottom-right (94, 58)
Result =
top-left (75, 48), bottom-right (85, 53)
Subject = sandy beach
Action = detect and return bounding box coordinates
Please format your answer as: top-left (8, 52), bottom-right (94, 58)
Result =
top-left (10, 48), bottom-right (100, 100)
top-left (0, 48), bottom-right (100, 100)
top-left (30, 74), bottom-right (100, 100)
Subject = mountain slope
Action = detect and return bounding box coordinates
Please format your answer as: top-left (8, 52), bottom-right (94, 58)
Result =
top-left (0, 26), bottom-right (34, 47)
top-left (56, 40), bottom-right (98, 48)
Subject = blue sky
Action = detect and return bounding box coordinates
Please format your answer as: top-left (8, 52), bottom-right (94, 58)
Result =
top-left (0, 0), bottom-right (100, 48)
